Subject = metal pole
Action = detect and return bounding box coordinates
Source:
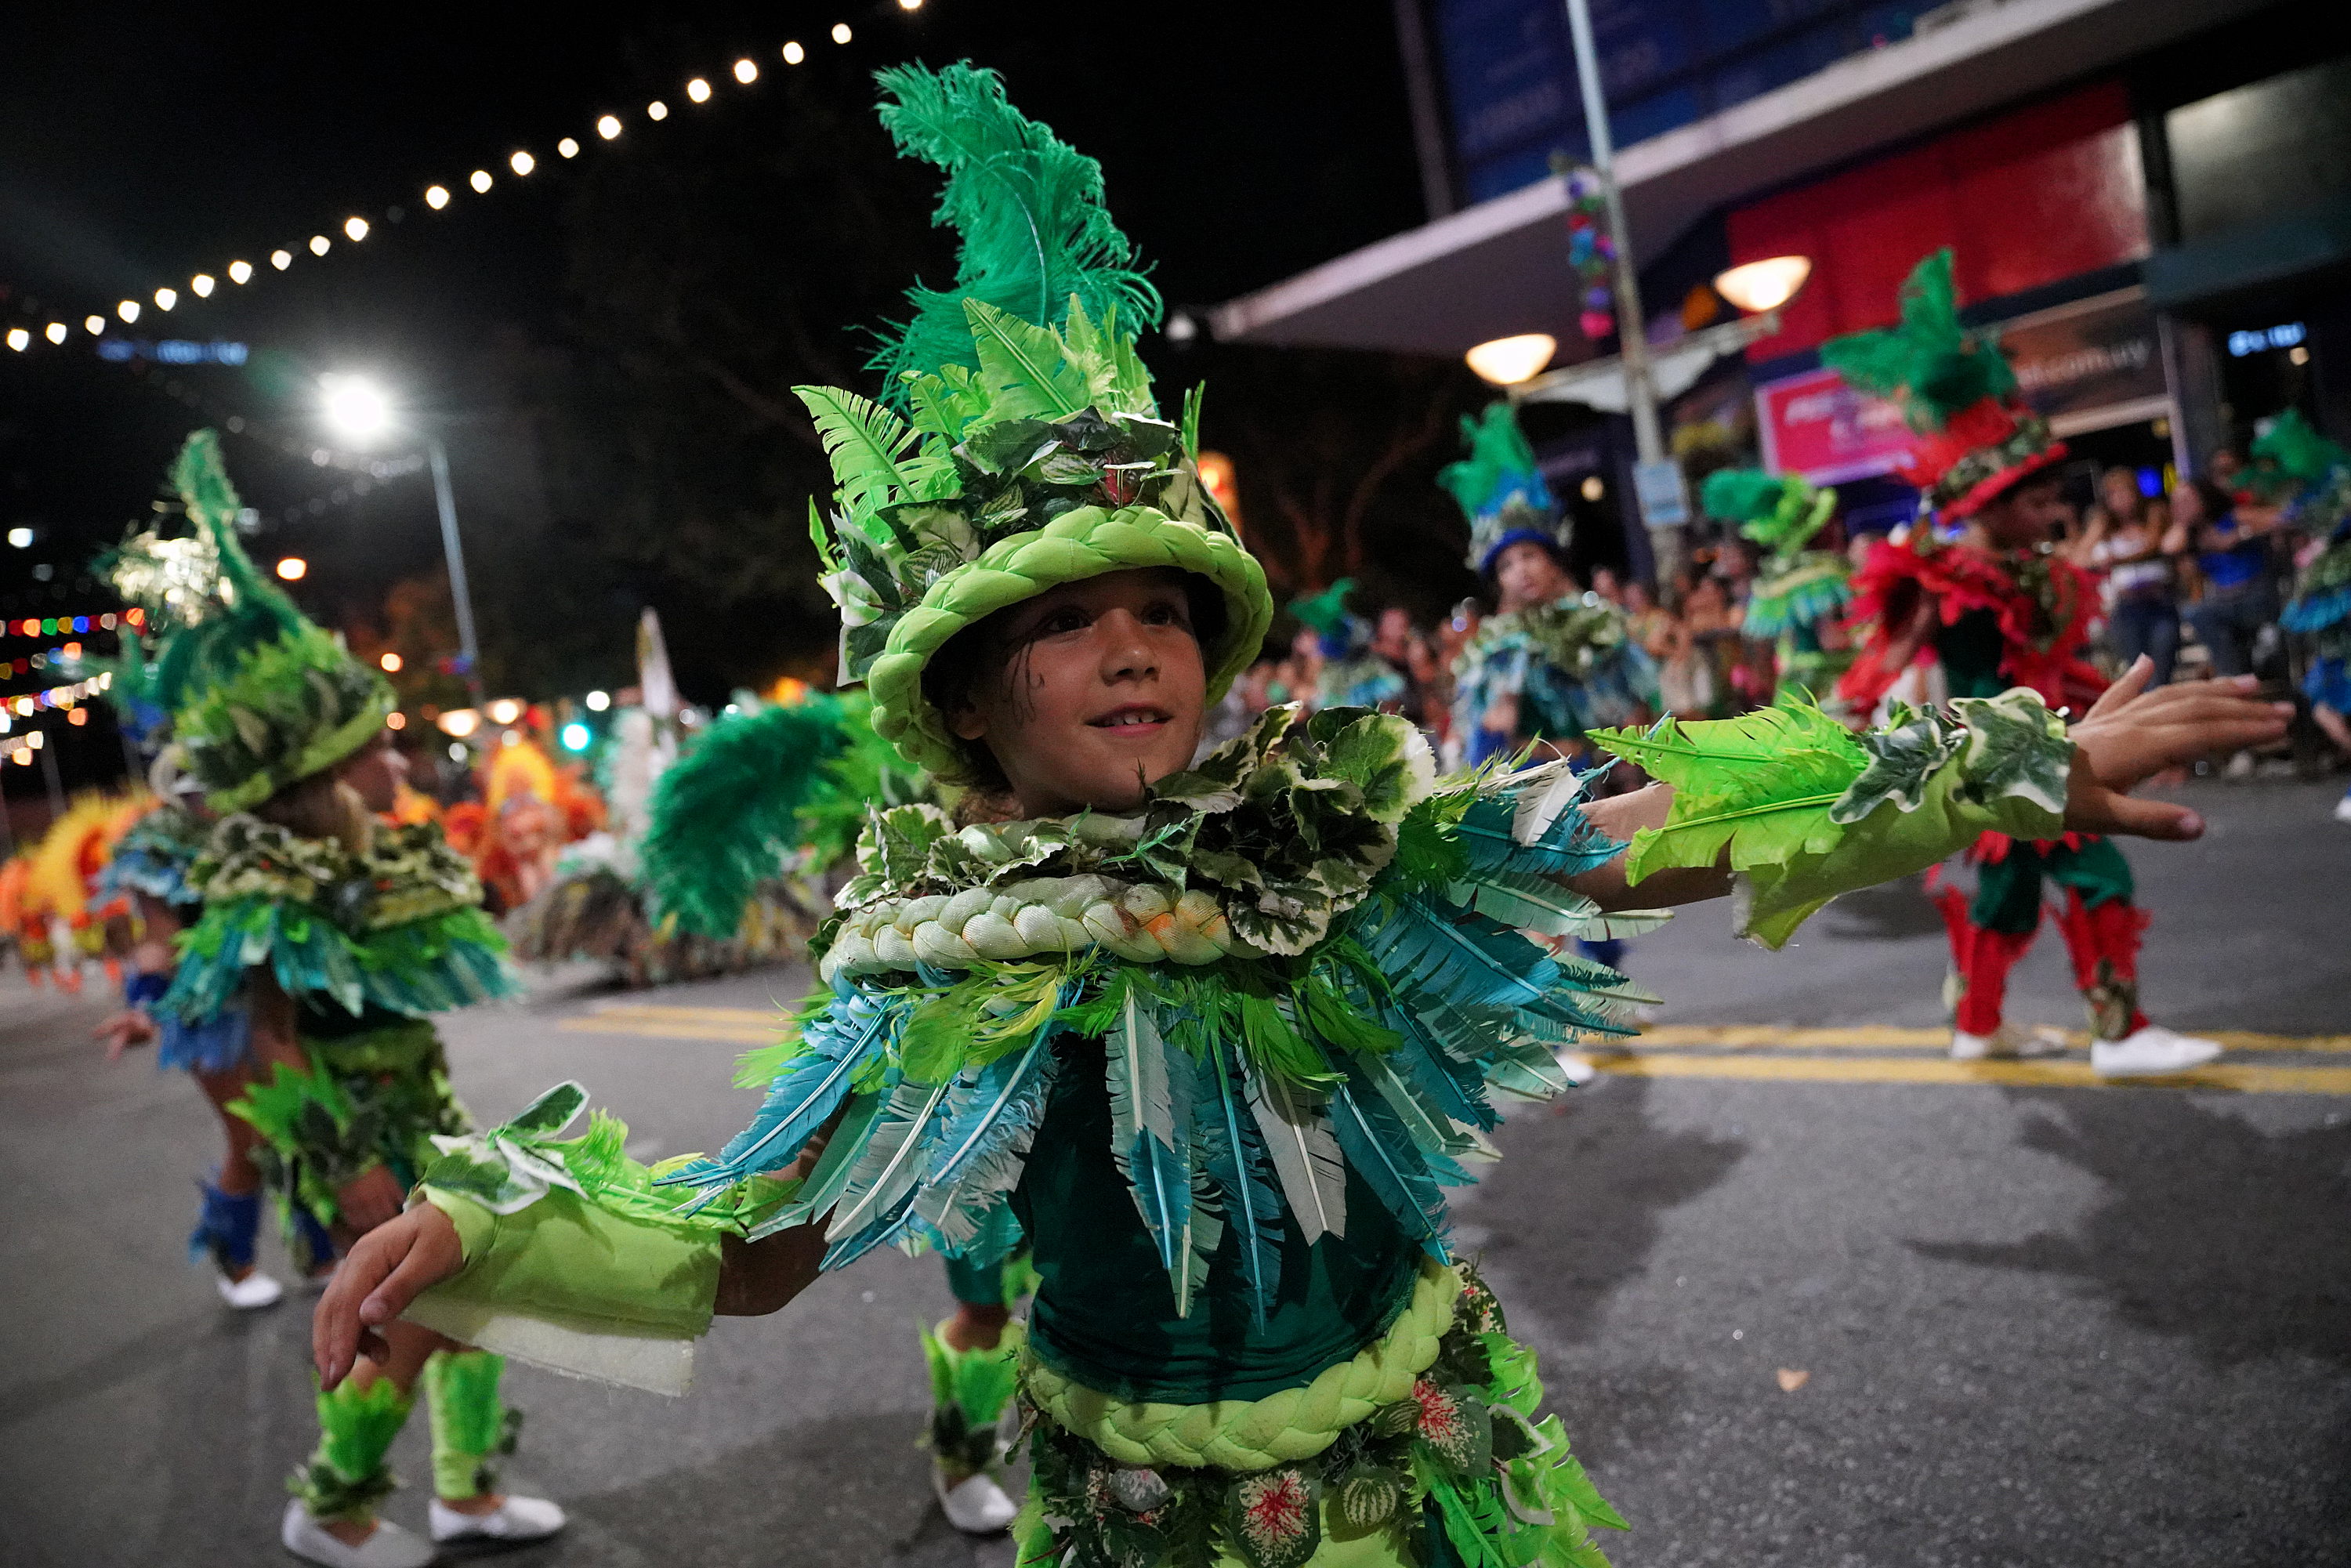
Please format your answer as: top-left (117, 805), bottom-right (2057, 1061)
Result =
top-left (1561, 0), bottom-right (1681, 581)
top-left (425, 434), bottom-right (487, 710)
top-left (38, 731), bottom-right (67, 824)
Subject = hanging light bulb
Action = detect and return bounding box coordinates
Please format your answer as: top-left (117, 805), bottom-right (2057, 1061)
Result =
top-left (509, 150), bottom-right (535, 176)
top-left (782, 41), bottom-right (805, 63)
top-left (426, 185), bottom-right (451, 209)
top-left (117, 299), bottom-right (141, 323)
top-left (191, 273), bottom-right (216, 297)
top-left (271, 250), bottom-right (294, 270)
top-left (228, 259), bottom-right (253, 284)
top-left (5, 329), bottom-right (26, 353)
top-left (44, 323), bottom-right (67, 344)
top-left (597, 114), bottom-right (622, 139)
top-left (557, 137), bottom-right (580, 158)
top-left (647, 100), bottom-right (669, 121)
top-left (84, 314), bottom-right (106, 334)
top-left (686, 78), bottom-right (712, 103)
top-left (469, 169), bottom-right (493, 194)
top-left (1712, 256), bottom-right (1813, 314)
top-left (831, 21), bottom-right (853, 43)
top-left (344, 216), bottom-right (369, 241)
top-left (153, 287), bottom-right (177, 310)
top-left (734, 59), bottom-right (758, 84)
top-left (308, 234), bottom-right (331, 255)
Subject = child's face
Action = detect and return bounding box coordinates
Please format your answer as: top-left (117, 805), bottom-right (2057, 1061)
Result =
top-left (950, 568), bottom-right (1208, 816)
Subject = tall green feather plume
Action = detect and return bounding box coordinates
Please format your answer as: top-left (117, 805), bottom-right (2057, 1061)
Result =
top-left (868, 62), bottom-right (1160, 400)
top-left (93, 430), bottom-right (312, 742)
top-left (2251, 408), bottom-right (2351, 484)
top-left (1698, 469), bottom-right (1785, 528)
top-left (1818, 250), bottom-right (2014, 433)
top-left (641, 697), bottom-right (859, 938)
top-left (1437, 402), bottom-right (1549, 523)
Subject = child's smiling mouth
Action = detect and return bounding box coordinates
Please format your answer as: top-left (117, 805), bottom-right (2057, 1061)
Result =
top-left (1088, 704), bottom-right (1170, 732)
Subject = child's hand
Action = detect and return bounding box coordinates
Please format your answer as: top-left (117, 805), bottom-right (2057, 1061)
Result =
top-left (2063, 658), bottom-right (2292, 840)
top-left (313, 1204), bottom-right (464, 1388)
top-left (92, 1010), bottom-right (157, 1061)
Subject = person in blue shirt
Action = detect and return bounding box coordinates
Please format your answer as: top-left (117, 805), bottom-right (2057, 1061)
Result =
top-left (2180, 475), bottom-right (2281, 679)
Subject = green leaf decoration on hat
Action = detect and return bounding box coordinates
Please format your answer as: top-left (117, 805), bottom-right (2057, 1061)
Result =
top-left (1439, 402), bottom-right (1566, 573)
top-left (798, 64), bottom-right (1271, 783)
top-left (868, 61), bottom-right (1161, 397)
top-left (92, 430), bottom-right (313, 742)
top-left (1818, 249), bottom-right (2013, 433)
top-left (1700, 467), bottom-right (1836, 557)
top-left (95, 430), bottom-right (391, 808)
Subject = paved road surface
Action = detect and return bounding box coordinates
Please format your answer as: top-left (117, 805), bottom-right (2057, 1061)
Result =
top-left (2, 779), bottom-right (2345, 1566)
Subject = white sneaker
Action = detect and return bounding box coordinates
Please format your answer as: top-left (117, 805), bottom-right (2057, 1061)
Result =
top-left (429, 1494), bottom-right (567, 1544)
top-left (2224, 750), bottom-right (2255, 780)
top-left (2092, 1025), bottom-right (2222, 1077)
top-left (280, 1501), bottom-right (435, 1568)
top-left (2332, 790), bottom-right (2351, 825)
top-left (1950, 1023), bottom-right (2069, 1060)
top-left (218, 1269), bottom-right (284, 1310)
top-left (933, 1467), bottom-right (1020, 1534)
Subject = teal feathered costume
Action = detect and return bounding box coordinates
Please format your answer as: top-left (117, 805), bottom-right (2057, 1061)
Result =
top-left (396, 66), bottom-right (2085, 1568)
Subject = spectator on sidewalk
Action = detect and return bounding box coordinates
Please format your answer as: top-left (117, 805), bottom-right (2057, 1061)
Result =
top-left (2075, 465), bottom-right (2189, 684)
top-left (2181, 475), bottom-right (2282, 679)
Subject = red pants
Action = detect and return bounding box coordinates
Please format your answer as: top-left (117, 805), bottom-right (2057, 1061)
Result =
top-left (1933, 839), bottom-right (2150, 1041)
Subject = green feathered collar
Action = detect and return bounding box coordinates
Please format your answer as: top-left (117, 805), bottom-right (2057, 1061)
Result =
top-left (820, 703), bottom-right (1437, 976)
top-left (1453, 595), bottom-right (1633, 681)
top-left (192, 815), bottom-right (486, 932)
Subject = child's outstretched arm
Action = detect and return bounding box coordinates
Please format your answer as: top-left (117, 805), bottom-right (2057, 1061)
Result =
top-left (1567, 662), bottom-right (2288, 927)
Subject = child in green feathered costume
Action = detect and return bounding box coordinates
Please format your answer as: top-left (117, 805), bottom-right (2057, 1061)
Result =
top-left (1697, 467), bottom-right (1855, 709)
top-left (132, 433), bottom-right (564, 1568)
top-left (313, 66), bottom-right (2288, 1568)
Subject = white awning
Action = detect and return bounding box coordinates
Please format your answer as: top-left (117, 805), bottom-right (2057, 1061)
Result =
top-left (1211, 0), bottom-right (2262, 359)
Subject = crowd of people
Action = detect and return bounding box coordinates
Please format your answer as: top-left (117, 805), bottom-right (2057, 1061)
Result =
top-left (1210, 440), bottom-right (2347, 802)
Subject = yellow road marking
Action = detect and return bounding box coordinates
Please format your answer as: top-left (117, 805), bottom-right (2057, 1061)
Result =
top-left (1631, 1025), bottom-right (2351, 1055)
top-left (557, 1016), bottom-right (775, 1044)
top-left (1588, 1052), bottom-right (2351, 1094)
top-left (588, 1004), bottom-right (784, 1024)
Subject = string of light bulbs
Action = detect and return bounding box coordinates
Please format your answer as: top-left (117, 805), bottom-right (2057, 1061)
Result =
top-left (2, 5), bottom-right (929, 357)
top-left (2, 671), bottom-right (113, 722)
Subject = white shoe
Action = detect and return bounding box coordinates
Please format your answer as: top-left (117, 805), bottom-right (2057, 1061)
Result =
top-left (2332, 791), bottom-right (2351, 824)
top-left (2092, 1025), bottom-right (2222, 1077)
top-left (1950, 1023), bottom-right (2069, 1060)
top-left (280, 1500), bottom-right (435, 1568)
top-left (933, 1467), bottom-right (1020, 1534)
top-left (1553, 1048), bottom-right (1597, 1085)
top-left (429, 1494), bottom-right (567, 1544)
top-left (218, 1269), bottom-right (284, 1310)
top-left (2224, 750), bottom-right (2255, 779)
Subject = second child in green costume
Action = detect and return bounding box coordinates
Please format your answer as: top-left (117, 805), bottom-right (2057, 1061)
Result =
top-left (1698, 468), bottom-right (1855, 708)
top-left (314, 68), bottom-right (2288, 1568)
top-left (133, 433), bottom-right (565, 1568)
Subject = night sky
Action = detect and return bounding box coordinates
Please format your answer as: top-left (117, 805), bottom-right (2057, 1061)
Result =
top-left (0, 1), bottom-right (1430, 801)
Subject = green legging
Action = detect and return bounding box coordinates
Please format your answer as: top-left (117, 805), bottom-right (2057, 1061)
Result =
top-left (295, 1350), bottom-right (515, 1521)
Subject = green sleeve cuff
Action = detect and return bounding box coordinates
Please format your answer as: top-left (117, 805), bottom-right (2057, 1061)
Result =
top-left (1734, 690), bottom-right (2070, 948)
top-left (404, 1185), bottom-right (721, 1396)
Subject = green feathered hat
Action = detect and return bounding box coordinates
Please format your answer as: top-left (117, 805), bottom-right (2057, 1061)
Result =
top-left (2250, 408), bottom-right (2350, 486)
top-left (804, 63), bottom-right (1271, 783)
top-left (100, 431), bottom-right (392, 811)
top-left (1438, 401), bottom-right (1566, 574)
top-left (1699, 467), bottom-right (1836, 558)
top-left (1819, 249), bottom-right (2064, 518)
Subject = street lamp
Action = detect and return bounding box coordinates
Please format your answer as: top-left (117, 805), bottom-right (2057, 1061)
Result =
top-left (1713, 256), bottom-right (1813, 315)
top-left (321, 374), bottom-right (486, 708)
top-left (1465, 333), bottom-right (1559, 387)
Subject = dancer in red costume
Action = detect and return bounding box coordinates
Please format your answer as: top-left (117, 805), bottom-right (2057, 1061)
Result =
top-left (1834, 252), bottom-right (2222, 1076)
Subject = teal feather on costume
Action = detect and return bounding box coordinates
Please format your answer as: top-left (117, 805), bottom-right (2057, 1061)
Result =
top-left (641, 697), bottom-right (857, 938)
top-left (868, 61), bottom-right (1160, 398)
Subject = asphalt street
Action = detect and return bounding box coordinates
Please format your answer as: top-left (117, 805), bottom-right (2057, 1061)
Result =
top-left (2, 777), bottom-right (2346, 1567)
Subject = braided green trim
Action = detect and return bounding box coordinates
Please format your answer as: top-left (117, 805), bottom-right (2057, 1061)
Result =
top-left (1020, 1262), bottom-right (1457, 1472)
top-left (821, 874), bottom-right (1247, 980)
top-left (864, 503), bottom-right (1272, 779)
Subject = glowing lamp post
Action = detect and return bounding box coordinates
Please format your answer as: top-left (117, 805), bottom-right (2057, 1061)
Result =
top-left (322, 375), bottom-right (485, 708)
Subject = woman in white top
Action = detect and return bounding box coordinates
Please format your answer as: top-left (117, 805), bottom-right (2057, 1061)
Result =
top-left (2075, 465), bottom-right (2189, 684)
